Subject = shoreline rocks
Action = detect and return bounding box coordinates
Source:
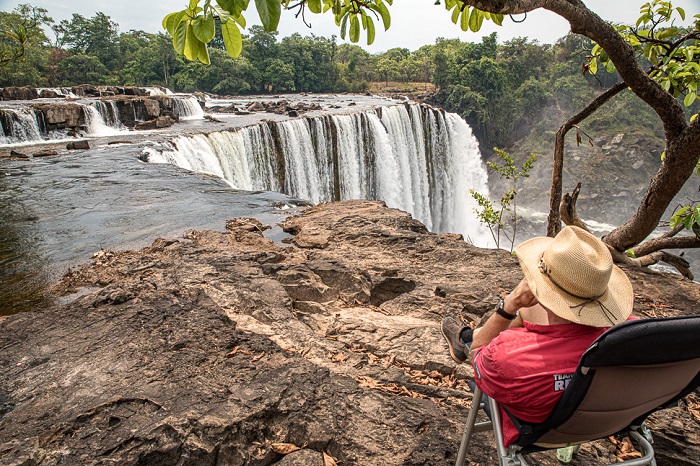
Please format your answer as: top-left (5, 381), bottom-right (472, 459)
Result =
top-left (0, 201), bottom-right (698, 465)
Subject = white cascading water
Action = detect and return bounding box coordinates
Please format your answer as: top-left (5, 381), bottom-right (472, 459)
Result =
top-left (37, 87), bottom-right (79, 98)
top-left (83, 102), bottom-right (127, 136)
top-left (145, 103), bottom-right (491, 245)
top-left (172, 96), bottom-right (204, 120)
top-left (0, 107), bottom-right (44, 145)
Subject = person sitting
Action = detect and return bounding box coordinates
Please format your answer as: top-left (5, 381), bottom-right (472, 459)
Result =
top-left (441, 225), bottom-right (634, 447)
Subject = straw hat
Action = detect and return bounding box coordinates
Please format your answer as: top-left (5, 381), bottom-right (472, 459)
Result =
top-left (514, 225), bottom-right (633, 327)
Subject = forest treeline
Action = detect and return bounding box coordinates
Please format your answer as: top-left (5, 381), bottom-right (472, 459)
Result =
top-left (1, 3), bottom-right (691, 149)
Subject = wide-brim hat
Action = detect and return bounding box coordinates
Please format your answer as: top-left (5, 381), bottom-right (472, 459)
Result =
top-left (514, 225), bottom-right (633, 327)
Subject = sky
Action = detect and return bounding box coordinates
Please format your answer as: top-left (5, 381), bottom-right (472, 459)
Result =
top-left (1, 0), bottom-right (697, 53)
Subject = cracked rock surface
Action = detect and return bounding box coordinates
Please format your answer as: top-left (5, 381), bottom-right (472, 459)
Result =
top-left (0, 200), bottom-right (698, 465)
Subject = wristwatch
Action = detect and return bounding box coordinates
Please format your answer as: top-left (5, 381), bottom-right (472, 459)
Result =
top-left (495, 299), bottom-right (518, 320)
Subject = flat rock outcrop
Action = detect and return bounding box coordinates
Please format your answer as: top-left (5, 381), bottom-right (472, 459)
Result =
top-left (0, 201), bottom-right (698, 465)
top-left (1, 86), bottom-right (38, 101)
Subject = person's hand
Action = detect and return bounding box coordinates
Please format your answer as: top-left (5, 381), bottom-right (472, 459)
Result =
top-left (503, 278), bottom-right (537, 314)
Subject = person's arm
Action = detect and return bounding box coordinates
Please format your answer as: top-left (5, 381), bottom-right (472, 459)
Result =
top-left (469, 278), bottom-right (537, 361)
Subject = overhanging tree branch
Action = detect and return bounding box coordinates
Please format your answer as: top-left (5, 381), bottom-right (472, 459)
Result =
top-left (547, 81), bottom-right (628, 237)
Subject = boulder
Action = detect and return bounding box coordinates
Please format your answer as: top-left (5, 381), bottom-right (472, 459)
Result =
top-left (1, 86), bottom-right (38, 101)
top-left (10, 149), bottom-right (30, 158)
top-left (247, 101), bottom-right (265, 112)
top-left (33, 103), bottom-right (85, 129)
top-left (134, 116), bottom-right (175, 130)
top-left (66, 140), bottom-right (90, 150)
top-left (33, 149), bottom-right (59, 157)
top-left (38, 89), bottom-right (60, 99)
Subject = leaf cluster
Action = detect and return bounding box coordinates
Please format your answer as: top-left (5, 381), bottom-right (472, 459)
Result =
top-left (442, 0), bottom-right (503, 33)
top-left (588, 0), bottom-right (700, 119)
top-left (470, 148), bottom-right (538, 250)
top-left (670, 204), bottom-right (700, 237)
top-left (163, 0), bottom-right (503, 63)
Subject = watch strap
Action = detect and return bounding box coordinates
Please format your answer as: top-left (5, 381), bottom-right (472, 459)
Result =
top-left (495, 299), bottom-right (518, 320)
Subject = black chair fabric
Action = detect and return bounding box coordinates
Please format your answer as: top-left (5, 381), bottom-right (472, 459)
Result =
top-left (508, 315), bottom-right (700, 448)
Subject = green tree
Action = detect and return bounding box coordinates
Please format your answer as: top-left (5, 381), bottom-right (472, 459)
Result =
top-left (470, 149), bottom-right (538, 251)
top-left (56, 12), bottom-right (120, 71)
top-left (262, 57), bottom-right (295, 92)
top-left (57, 53), bottom-right (112, 85)
top-left (0, 4), bottom-right (53, 86)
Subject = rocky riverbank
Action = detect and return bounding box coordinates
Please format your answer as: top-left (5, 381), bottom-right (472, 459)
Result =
top-left (0, 201), bottom-right (698, 465)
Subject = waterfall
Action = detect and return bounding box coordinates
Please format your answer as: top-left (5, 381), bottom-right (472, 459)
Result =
top-left (83, 103), bottom-right (126, 136)
top-left (146, 86), bottom-right (175, 96)
top-left (172, 96), bottom-right (204, 120)
top-left (37, 87), bottom-right (79, 98)
top-left (0, 107), bottom-right (44, 144)
top-left (144, 103), bottom-right (491, 244)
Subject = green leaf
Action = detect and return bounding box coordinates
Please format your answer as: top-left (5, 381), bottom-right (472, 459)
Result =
top-left (307, 0), bottom-right (322, 14)
top-left (451, 5), bottom-right (460, 24)
top-left (189, 0), bottom-right (199, 9)
top-left (166, 11), bottom-right (187, 36)
top-left (213, 5), bottom-right (231, 22)
top-left (255, 0), bottom-right (281, 31)
top-left (235, 13), bottom-right (246, 27)
top-left (163, 12), bottom-right (178, 31)
top-left (677, 6), bottom-right (686, 20)
top-left (459, 8), bottom-right (469, 31)
top-left (366, 15), bottom-right (375, 45)
top-left (218, 0), bottom-right (249, 16)
top-left (198, 39), bottom-right (211, 64)
top-left (374, 0), bottom-right (390, 29)
top-left (684, 91), bottom-right (697, 107)
top-left (183, 22), bottom-right (199, 61)
top-left (684, 213), bottom-right (694, 230)
top-left (349, 14), bottom-right (360, 42)
top-left (340, 12), bottom-right (349, 39)
top-left (491, 13), bottom-right (503, 26)
top-left (589, 57), bottom-right (597, 75)
top-left (172, 19), bottom-right (188, 54)
top-left (193, 14), bottom-right (216, 43)
top-left (657, 27), bottom-right (678, 39)
top-left (670, 206), bottom-right (690, 229)
top-left (221, 19), bottom-right (242, 57)
top-left (469, 8), bottom-right (484, 32)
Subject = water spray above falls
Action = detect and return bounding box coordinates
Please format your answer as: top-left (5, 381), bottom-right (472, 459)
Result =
top-left (144, 103), bottom-right (490, 244)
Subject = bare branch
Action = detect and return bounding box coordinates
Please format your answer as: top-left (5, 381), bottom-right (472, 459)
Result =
top-left (547, 81), bottom-right (627, 236)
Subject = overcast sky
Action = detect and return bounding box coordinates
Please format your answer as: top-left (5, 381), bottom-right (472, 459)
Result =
top-left (1, 0), bottom-right (697, 52)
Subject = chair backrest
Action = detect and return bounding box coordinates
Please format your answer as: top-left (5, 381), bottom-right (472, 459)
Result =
top-left (515, 315), bottom-right (700, 447)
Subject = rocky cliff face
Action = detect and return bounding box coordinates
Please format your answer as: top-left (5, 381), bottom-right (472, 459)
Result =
top-left (0, 201), bottom-right (698, 465)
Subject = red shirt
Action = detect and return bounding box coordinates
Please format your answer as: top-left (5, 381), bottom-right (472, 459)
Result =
top-left (472, 321), bottom-right (609, 446)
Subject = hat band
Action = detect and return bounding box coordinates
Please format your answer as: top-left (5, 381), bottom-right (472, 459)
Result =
top-left (538, 254), bottom-right (616, 326)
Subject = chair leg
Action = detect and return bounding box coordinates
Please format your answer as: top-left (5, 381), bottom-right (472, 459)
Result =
top-left (488, 395), bottom-right (525, 466)
top-left (455, 386), bottom-right (484, 466)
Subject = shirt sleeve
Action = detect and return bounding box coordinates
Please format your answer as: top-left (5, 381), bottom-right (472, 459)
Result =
top-left (471, 341), bottom-right (514, 406)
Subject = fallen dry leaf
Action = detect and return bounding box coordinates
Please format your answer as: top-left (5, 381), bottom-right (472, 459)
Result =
top-left (614, 436), bottom-right (642, 462)
top-left (685, 393), bottom-right (700, 423)
top-left (271, 443), bottom-right (301, 454)
top-left (323, 452), bottom-right (338, 466)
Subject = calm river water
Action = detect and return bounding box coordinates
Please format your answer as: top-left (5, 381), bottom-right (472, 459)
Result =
top-left (0, 143), bottom-right (299, 315)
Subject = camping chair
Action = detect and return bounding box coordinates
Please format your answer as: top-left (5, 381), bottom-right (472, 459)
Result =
top-left (455, 315), bottom-right (700, 466)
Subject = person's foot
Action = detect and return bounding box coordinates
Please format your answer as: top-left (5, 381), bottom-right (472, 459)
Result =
top-left (441, 316), bottom-right (468, 364)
